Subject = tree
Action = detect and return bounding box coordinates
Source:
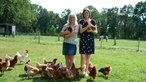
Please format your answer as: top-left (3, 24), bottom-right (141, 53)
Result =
top-left (59, 9), bottom-right (71, 30)
top-left (0, 0), bottom-right (37, 32)
top-left (106, 7), bottom-right (119, 45)
top-left (119, 4), bottom-right (134, 39)
top-left (134, 1), bottom-right (146, 39)
top-left (100, 8), bottom-right (109, 36)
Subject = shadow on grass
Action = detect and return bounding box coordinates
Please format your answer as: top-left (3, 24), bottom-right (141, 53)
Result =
top-left (17, 63), bottom-right (25, 65)
top-left (32, 76), bottom-right (88, 82)
top-left (19, 74), bottom-right (27, 77)
top-left (98, 75), bottom-right (108, 80)
top-left (5, 69), bottom-right (13, 71)
top-left (31, 76), bottom-right (85, 82)
top-left (0, 74), bottom-right (4, 77)
top-left (86, 78), bottom-right (95, 82)
top-left (17, 74), bottom-right (95, 82)
top-left (18, 74), bottom-right (39, 81)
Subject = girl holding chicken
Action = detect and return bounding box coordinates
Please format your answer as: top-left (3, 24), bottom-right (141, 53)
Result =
top-left (60, 12), bottom-right (79, 69)
top-left (79, 7), bottom-right (98, 77)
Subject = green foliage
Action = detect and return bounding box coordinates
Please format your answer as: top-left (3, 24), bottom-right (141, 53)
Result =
top-left (0, 35), bottom-right (146, 82)
top-left (0, 0), bottom-right (145, 39)
top-left (133, 1), bottom-right (146, 39)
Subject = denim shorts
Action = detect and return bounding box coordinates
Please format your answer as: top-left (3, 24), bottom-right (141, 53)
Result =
top-left (62, 42), bottom-right (77, 55)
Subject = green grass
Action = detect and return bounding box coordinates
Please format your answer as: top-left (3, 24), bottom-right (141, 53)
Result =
top-left (0, 35), bottom-right (146, 82)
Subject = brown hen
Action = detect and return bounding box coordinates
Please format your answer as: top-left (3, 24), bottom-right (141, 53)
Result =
top-left (89, 66), bottom-right (97, 79)
top-left (25, 64), bottom-right (41, 77)
top-left (0, 57), bottom-right (10, 74)
top-left (9, 55), bottom-right (18, 68)
top-left (44, 58), bottom-right (57, 65)
top-left (98, 66), bottom-right (112, 76)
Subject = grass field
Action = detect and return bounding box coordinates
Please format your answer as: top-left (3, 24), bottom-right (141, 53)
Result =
top-left (0, 35), bottom-right (146, 82)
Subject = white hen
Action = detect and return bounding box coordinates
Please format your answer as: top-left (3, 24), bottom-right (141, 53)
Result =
top-left (16, 50), bottom-right (29, 63)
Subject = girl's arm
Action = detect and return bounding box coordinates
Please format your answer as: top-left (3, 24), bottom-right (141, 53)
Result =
top-left (64, 25), bottom-right (79, 39)
top-left (79, 24), bottom-right (89, 33)
top-left (87, 24), bottom-right (98, 34)
top-left (60, 26), bottom-right (70, 36)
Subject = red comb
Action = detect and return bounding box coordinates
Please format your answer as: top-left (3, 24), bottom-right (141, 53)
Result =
top-left (25, 50), bottom-right (28, 53)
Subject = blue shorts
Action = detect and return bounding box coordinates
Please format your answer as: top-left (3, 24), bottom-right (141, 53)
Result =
top-left (62, 42), bottom-right (77, 55)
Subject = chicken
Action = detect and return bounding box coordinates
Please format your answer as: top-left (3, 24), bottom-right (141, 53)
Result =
top-left (6, 55), bottom-right (18, 68)
top-left (46, 65), bottom-right (64, 80)
top-left (43, 58), bottom-right (58, 65)
top-left (0, 57), bottom-right (10, 74)
top-left (84, 21), bottom-right (96, 31)
top-left (51, 69), bottom-right (64, 80)
top-left (16, 50), bottom-right (29, 63)
top-left (98, 66), bottom-right (112, 76)
top-left (64, 26), bottom-right (72, 32)
top-left (25, 64), bottom-right (40, 77)
top-left (25, 59), bottom-right (31, 65)
top-left (40, 65), bottom-right (48, 77)
top-left (87, 62), bottom-right (97, 79)
top-left (88, 62), bottom-right (93, 72)
top-left (24, 60), bottom-right (31, 73)
top-left (64, 63), bottom-right (76, 79)
top-left (89, 66), bottom-right (97, 79)
top-left (63, 26), bottom-right (73, 39)
top-left (84, 21), bottom-right (88, 27)
top-left (67, 26), bottom-right (72, 32)
top-left (75, 67), bottom-right (83, 78)
top-left (70, 63), bottom-right (76, 78)
top-left (36, 62), bottom-right (47, 71)
top-left (66, 68), bottom-right (74, 79)
top-left (4, 57), bottom-right (11, 70)
top-left (47, 62), bottom-right (62, 71)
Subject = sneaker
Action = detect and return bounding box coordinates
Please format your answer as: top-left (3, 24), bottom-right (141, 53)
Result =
top-left (84, 72), bottom-right (89, 77)
top-left (83, 71), bottom-right (86, 75)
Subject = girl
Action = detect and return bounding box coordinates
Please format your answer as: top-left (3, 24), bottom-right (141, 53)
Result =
top-left (60, 12), bottom-right (79, 69)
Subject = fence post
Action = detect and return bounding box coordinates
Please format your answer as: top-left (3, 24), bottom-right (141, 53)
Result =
top-left (100, 39), bottom-right (103, 48)
top-left (58, 33), bottom-right (60, 41)
top-left (137, 37), bottom-right (140, 52)
top-left (34, 33), bottom-right (36, 39)
top-left (114, 37), bottom-right (116, 45)
top-left (38, 32), bottom-right (40, 44)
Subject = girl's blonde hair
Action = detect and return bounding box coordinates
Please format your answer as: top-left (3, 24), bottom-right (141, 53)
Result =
top-left (67, 12), bottom-right (78, 25)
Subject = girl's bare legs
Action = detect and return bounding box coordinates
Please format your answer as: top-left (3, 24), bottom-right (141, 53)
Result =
top-left (80, 54), bottom-right (86, 67)
top-left (69, 55), bottom-right (75, 68)
top-left (81, 54), bottom-right (90, 76)
top-left (80, 54), bottom-right (86, 74)
top-left (85, 54), bottom-right (90, 72)
top-left (65, 55), bottom-right (69, 68)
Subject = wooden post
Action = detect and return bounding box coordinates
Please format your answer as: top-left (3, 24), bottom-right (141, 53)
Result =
top-left (34, 33), bottom-right (36, 39)
top-left (100, 39), bottom-right (103, 48)
top-left (58, 33), bottom-right (60, 41)
top-left (137, 38), bottom-right (140, 52)
top-left (114, 37), bottom-right (116, 45)
top-left (38, 32), bottom-right (40, 44)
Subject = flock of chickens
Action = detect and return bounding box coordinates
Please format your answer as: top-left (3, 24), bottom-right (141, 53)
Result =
top-left (0, 50), bottom-right (112, 81)
top-left (0, 50), bottom-right (28, 73)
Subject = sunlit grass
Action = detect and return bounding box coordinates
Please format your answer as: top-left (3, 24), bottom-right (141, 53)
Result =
top-left (0, 35), bottom-right (146, 82)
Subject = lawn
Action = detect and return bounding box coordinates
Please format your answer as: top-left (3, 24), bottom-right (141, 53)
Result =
top-left (0, 35), bottom-right (146, 82)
